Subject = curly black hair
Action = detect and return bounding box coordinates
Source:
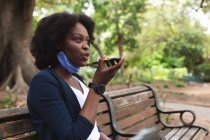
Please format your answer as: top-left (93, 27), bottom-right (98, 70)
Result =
top-left (31, 12), bottom-right (95, 70)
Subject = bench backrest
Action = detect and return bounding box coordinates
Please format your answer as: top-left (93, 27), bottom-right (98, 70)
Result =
top-left (105, 85), bottom-right (164, 138)
top-left (0, 107), bottom-right (36, 140)
top-left (0, 85), bottom-right (161, 139)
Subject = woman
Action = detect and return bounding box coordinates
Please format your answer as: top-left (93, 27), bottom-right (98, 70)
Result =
top-left (27, 12), bottom-right (124, 140)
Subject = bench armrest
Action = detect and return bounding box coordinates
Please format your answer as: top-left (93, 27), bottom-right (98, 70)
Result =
top-left (102, 94), bottom-right (164, 139)
top-left (102, 94), bottom-right (137, 138)
top-left (159, 109), bottom-right (209, 135)
top-left (159, 109), bottom-right (196, 126)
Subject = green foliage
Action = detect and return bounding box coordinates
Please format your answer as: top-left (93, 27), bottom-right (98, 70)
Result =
top-left (91, 0), bottom-right (147, 56)
top-left (194, 63), bottom-right (210, 82)
top-left (33, 0), bottom-right (76, 30)
top-left (186, 0), bottom-right (210, 13)
top-left (103, 66), bottom-right (187, 85)
top-left (168, 91), bottom-right (185, 95)
top-left (33, 0), bottom-right (210, 84)
top-left (0, 91), bottom-right (17, 109)
top-left (161, 114), bottom-right (175, 124)
top-left (163, 31), bottom-right (208, 72)
top-left (151, 66), bottom-right (188, 81)
top-left (126, 0), bottom-right (210, 75)
top-left (109, 73), bottom-right (128, 85)
top-left (78, 67), bottom-right (95, 84)
top-left (123, 67), bottom-right (153, 83)
top-left (162, 56), bottom-right (184, 68)
top-left (44, 0), bottom-right (147, 60)
top-left (168, 69), bottom-right (185, 87)
top-left (173, 80), bottom-right (185, 88)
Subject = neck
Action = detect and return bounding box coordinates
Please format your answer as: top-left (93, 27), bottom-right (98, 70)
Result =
top-left (54, 65), bottom-right (73, 80)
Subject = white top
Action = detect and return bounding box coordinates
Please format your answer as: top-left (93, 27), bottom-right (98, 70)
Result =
top-left (70, 76), bottom-right (100, 140)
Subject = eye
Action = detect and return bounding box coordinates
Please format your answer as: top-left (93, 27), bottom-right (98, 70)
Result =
top-left (74, 37), bottom-right (82, 43)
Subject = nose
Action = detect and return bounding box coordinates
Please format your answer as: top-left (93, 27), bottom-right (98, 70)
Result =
top-left (82, 41), bottom-right (89, 50)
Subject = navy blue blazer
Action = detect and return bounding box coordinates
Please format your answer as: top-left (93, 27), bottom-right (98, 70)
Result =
top-left (27, 68), bottom-right (94, 140)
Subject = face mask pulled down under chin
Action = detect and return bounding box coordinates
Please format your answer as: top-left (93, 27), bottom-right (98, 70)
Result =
top-left (56, 51), bottom-right (80, 73)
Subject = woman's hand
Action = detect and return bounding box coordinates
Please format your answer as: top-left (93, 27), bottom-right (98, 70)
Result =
top-left (99, 132), bottom-right (111, 140)
top-left (92, 57), bottom-right (124, 85)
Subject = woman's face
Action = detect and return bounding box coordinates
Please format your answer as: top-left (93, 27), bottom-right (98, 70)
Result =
top-left (62, 22), bottom-right (90, 67)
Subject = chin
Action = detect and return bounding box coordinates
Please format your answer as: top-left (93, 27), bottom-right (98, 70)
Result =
top-left (80, 62), bottom-right (87, 67)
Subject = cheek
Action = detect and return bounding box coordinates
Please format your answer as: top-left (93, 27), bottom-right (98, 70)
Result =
top-left (64, 42), bottom-right (82, 58)
top-left (66, 40), bottom-right (82, 50)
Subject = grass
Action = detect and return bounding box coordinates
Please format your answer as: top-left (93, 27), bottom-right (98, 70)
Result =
top-left (167, 91), bottom-right (186, 95)
top-left (0, 90), bottom-right (17, 109)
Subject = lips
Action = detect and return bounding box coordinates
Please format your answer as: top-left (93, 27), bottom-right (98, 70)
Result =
top-left (82, 53), bottom-right (89, 61)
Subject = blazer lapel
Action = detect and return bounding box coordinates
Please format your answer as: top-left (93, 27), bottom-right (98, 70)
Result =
top-left (48, 68), bottom-right (81, 118)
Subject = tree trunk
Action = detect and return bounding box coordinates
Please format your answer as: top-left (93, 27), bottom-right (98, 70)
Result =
top-left (117, 34), bottom-right (123, 58)
top-left (0, 0), bottom-right (37, 94)
top-left (115, 16), bottom-right (124, 74)
top-left (117, 34), bottom-right (125, 74)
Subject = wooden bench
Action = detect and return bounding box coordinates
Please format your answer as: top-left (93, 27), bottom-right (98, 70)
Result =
top-left (0, 84), bottom-right (209, 140)
top-left (102, 84), bottom-right (209, 140)
top-left (0, 94), bottom-right (113, 140)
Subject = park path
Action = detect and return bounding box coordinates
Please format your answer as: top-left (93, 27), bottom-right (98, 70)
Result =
top-left (159, 102), bottom-right (210, 132)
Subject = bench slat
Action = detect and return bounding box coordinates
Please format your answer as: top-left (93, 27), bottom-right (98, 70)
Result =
top-left (180, 128), bottom-right (198, 140)
top-left (115, 99), bottom-right (156, 120)
top-left (117, 108), bottom-right (157, 130)
top-left (124, 115), bottom-right (159, 133)
top-left (96, 112), bottom-right (111, 126)
top-left (107, 86), bottom-right (149, 98)
top-left (112, 91), bottom-right (153, 108)
top-left (98, 101), bottom-right (109, 113)
top-left (0, 108), bottom-right (29, 119)
top-left (0, 108), bottom-right (30, 124)
top-left (165, 128), bottom-right (180, 140)
top-left (192, 129), bottom-right (206, 140)
top-left (170, 127), bottom-right (189, 140)
top-left (161, 128), bottom-right (172, 136)
top-left (0, 119), bottom-right (34, 138)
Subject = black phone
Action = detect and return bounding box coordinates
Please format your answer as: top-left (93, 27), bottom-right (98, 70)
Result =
top-left (105, 58), bottom-right (121, 67)
top-left (89, 58), bottom-right (121, 67)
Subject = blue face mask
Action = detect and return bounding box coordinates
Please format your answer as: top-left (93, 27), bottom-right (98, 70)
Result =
top-left (56, 51), bottom-right (80, 73)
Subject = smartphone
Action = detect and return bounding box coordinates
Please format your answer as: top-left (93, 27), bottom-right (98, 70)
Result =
top-left (88, 58), bottom-right (121, 67)
top-left (105, 58), bottom-right (121, 67)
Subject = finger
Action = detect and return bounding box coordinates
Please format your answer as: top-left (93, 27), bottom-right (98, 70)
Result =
top-left (105, 57), bottom-right (124, 73)
top-left (117, 57), bottom-right (124, 66)
top-left (97, 57), bottom-right (106, 70)
top-left (109, 57), bottom-right (124, 70)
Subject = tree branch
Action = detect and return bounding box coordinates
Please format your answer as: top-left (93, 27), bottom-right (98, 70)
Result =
top-left (200, 0), bottom-right (205, 8)
top-left (195, 0), bottom-right (205, 11)
top-left (42, 0), bottom-right (71, 6)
